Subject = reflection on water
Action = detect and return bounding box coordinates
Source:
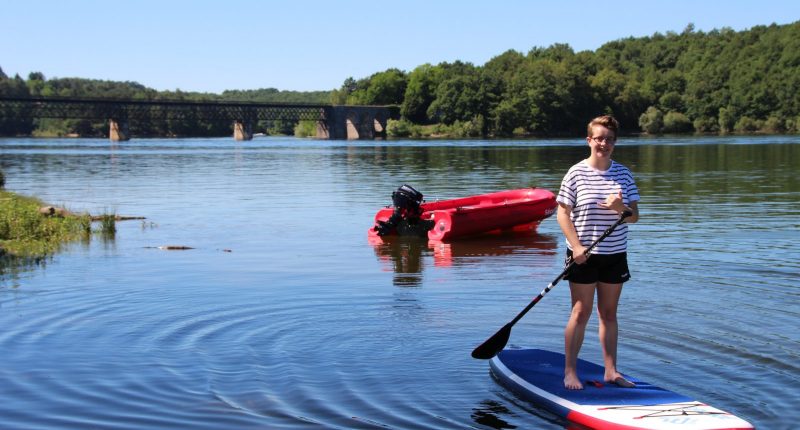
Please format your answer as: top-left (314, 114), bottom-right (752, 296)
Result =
top-left (428, 232), bottom-right (558, 268)
top-left (370, 235), bottom-right (428, 287)
top-left (0, 253), bottom-right (50, 288)
top-left (0, 223), bottom-right (116, 288)
top-left (370, 232), bottom-right (559, 287)
top-left (0, 136), bottom-right (798, 429)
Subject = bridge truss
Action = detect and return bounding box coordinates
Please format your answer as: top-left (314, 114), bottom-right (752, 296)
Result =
top-left (0, 96), bottom-right (329, 122)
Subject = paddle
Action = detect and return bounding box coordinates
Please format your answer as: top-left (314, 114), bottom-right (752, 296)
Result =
top-left (471, 210), bottom-right (633, 360)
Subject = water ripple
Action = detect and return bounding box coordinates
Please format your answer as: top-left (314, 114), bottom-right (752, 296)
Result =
top-left (1, 137), bottom-right (798, 429)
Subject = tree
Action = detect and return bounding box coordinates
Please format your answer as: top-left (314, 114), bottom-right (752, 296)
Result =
top-left (426, 72), bottom-right (487, 125)
top-left (343, 69), bottom-right (407, 106)
top-left (659, 91), bottom-right (684, 112)
top-left (330, 78), bottom-right (354, 104)
top-left (363, 68), bottom-right (407, 105)
top-left (483, 49), bottom-right (526, 94)
top-left (718, 107), bottom-right (735, 133)
top-left (0, 73), bottom-right (34, 135)
top-left (401, 64), bottom-right (442, 123)
top-left (425, 62), bottom-right (489, 125)
top-left (491, 98), bottom-right (524, 136)
top-left (26, 71), bottom-right (45, 96)
top-left (517, 56), bottom-right (580, 133)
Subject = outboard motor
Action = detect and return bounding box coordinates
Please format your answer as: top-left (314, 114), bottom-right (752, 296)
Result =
top-left (374, 184), bottom-right (434, 237)
top-left (392, 184), bottom-right (424, 217)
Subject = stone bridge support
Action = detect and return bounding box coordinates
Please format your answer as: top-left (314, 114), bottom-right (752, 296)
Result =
top-left (109, 119), bottom-right (130, 142)
top-left (233, 120), bottom-right (253, 141)
top-left (317, 106), bottom-right (391, 140)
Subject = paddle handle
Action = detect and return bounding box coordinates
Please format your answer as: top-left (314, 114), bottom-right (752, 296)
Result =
top-left (507, 211), bottom-right (632, 327)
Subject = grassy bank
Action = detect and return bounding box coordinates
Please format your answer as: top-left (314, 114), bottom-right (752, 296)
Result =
top-left (0, 190), bottom-right (92, 258)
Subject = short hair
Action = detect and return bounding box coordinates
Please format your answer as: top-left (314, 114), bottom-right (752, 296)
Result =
top-left (587, 115), bottom-right (619, 137)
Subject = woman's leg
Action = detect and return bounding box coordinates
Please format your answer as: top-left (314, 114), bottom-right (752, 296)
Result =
top-left (564, 282), bottom-right (596, 389)
top-left (596, 282), bottom-right (633, 386)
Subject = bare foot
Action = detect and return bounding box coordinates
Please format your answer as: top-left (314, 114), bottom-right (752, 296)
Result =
top-left (564, 373), bottom-right (584, 390)
top-left (605, 374), bottom-right (635, 388)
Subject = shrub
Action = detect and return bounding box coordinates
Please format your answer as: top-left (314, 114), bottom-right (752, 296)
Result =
top-left (662, 111), bottom-right (693, 133)
top-left (693, 116), bottom-right (719, 133)
top-left (760, 116), bottom-right (784, 134)
top-left (293, 120), bottom-right (317, 138)
top-left (734, 116), bottom-right (760, 133)
top-left (387, 119), bottom-right (414, 137)
top-left (786, 116), bottom-right (800, 133)
top-left (267, 120), bottom-right (295, 136)
top-left (638, 106), bottom-right (664, 134)
top-left (512, 127), bottom-right (527, 136)
top-left (449, 115), bottom-right (485, 138)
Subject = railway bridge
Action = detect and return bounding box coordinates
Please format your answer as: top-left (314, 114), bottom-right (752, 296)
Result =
top-left (0, 96), bottom-right (398, 141)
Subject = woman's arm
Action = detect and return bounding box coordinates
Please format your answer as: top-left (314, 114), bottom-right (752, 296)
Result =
top-left (557, 202), bottom-right (588, 264)
top-left (626, 201), bottom-right (639, 223)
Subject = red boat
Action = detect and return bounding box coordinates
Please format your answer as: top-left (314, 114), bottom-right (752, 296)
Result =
top-left (369, 187), bottom-right (557, 241)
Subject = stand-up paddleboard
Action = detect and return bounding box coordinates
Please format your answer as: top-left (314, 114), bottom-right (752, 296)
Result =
top-left (490, 349), bottom-right (754, 430)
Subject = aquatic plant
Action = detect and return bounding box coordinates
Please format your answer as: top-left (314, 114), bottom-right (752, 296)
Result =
top-left (0, 190), bottom-right (91, 257)
top-left (98, 214), bottom-right (116, 236)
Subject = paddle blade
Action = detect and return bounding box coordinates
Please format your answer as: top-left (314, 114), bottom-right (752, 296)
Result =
top-left (471, 323), bottom-right (512, 359)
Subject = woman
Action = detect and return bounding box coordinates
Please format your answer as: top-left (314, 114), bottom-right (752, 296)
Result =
top-left (556, 115), bottom-right (640, 390)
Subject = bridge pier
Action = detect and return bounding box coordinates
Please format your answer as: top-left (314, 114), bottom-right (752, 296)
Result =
top-left (315, 120), bottom-right (330, 139)
top-left (373, 116), bottom-right (387, 139)
top-left (346, 112), bottom-right (361, 139)
top-left (233, 121), bottom-right (253, 141)
top-left (319, 106), bottom-right (390, 140)
top-left (109, 119), bottom-right (130, 141)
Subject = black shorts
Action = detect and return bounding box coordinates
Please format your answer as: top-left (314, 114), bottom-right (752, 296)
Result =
top-left (563, 250), bottom-right (631, 284)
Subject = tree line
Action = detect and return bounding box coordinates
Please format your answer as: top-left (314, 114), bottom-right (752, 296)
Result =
top-left (1, 20), bottom-right (798, 138)
top-left (335, 21), bottom-right (800, 137)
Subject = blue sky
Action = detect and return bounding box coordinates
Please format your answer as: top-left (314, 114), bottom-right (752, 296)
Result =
top-left (1, 0), bottom-right (798, 93)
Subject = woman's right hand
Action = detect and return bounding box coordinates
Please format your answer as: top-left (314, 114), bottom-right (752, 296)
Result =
top-left (572, 245), bottom-right (589, 264)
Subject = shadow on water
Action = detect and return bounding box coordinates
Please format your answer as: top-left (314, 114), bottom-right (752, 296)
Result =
top-left (472, 396), bottom-right (595, 430)
top-left (369, 231), bottom-right (559, 287)
top-left (472, 393), bottom-right (582, 430)
top-left (471, 399), bottom-right (518, 429)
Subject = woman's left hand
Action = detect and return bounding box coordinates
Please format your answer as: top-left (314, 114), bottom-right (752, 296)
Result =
top-left (598, 191), bottom-right (627, 213)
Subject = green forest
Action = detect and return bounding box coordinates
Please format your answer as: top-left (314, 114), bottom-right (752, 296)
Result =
top-left (1, 21), bottom-right (798, 138)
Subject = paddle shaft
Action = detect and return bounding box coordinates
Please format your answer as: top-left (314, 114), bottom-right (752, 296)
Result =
top-left (470, 211), bottom-right (632, 359)
top-left (507, 211), bottom-right (632, 327)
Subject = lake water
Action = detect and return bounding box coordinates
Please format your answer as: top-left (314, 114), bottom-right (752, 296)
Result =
top-left (1, 135), bottom-right (798, 429)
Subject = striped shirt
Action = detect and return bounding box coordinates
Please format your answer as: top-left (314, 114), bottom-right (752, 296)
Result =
top-left (556, 160), bottom-right (640, 254)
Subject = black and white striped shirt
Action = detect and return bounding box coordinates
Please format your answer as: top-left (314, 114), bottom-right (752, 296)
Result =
top-left (556, 160), bottom-right (640, 254)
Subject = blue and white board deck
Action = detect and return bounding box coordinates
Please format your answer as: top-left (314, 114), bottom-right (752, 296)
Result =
top-left (490, 349), bottom-right (754, 430)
